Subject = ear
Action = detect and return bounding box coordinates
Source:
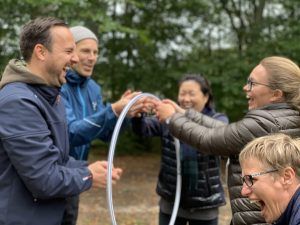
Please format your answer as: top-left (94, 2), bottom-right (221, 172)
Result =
top-left (33, 44), bottom-right (47, 61)
top-left (282, 167), bottom-right (295, 186)
top-left (270, 89), bottom-right (284, 103)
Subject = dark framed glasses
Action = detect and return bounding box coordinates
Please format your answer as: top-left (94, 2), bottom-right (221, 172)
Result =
top-left (241, 169), bottom-right (278, 187)
top-left (246, 78), bottom-right (271, 91)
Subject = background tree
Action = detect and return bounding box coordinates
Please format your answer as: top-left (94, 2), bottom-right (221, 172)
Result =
top-left (0, 0), bottom-right (299, 152)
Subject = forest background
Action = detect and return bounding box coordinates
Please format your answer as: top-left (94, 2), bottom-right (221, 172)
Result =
top-left (0, 0), bottom-right (299, 153)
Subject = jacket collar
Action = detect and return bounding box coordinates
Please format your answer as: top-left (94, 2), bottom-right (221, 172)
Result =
top-left (29, 84), bottom-right (61, 105)
top-left (256, 103), bottom-right (293, 111)
top-left (66, 69), bottom-right (90, 87)
top-left (0, 59), bottom-right (47, 89)
top-left (274, 187), bottom-right (300, 225)
top-left (0, 59), bottom-right (60, 105)
top-left (202, 107), bottom-right (216, 117)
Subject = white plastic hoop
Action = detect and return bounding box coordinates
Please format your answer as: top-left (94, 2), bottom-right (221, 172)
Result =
top-left (106, 93), bottom-right (181, 225)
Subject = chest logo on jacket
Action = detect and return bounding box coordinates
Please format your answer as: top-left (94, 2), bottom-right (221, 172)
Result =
top-left (92, 101), bottom-right (97, 111)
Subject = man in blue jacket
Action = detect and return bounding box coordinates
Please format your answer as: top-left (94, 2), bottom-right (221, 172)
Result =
top-left (60, 26), bottom-right (140, 225)
top-left (0, 17), bottom-right (122, 225)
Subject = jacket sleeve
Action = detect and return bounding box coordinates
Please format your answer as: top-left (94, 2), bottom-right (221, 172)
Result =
top-left (185, 109), bottom-right (228, 128)
top-left (61, 92), bottom-right (118, 146)
top-left (213, 112), bottom-right (229, 124)
top-left (132, 115), bottom-right (163, 137)
top-left (168, 109), bottom-right (279, 156)
top-left (0, 94), bottom-right (92, 199)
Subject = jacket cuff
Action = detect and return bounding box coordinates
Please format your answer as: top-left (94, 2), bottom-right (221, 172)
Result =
top-left (82, 168), bottom-right (93, 190)
top-left (185, 108), bottom-right (202, 121)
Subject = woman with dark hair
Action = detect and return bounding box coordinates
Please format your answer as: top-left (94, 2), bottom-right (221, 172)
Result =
top-left (132, 74), bottom-right (228, 225)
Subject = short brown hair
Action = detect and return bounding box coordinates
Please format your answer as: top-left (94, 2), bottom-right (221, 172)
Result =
top-left (20, 17), bottom-right (68, 61)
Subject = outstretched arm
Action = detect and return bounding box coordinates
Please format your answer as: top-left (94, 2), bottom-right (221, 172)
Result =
top-left (63, 97), bottom-right (118, 145)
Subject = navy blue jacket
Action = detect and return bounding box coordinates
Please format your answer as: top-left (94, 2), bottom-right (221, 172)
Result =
top-left (275, 187), bottom-right (300, 225)
top-left (0, 60), bottom-right (92, 225)
top-left (61, 70), bottom-right (118, 160)
top-left (132, 107), bottom-right (228, 209)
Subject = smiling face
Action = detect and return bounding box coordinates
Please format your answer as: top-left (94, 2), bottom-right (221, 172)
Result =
top-left (243, 64), bottom-right (277, 110)
top-left (71, 39), bottom-right (98, 77)
top-left (44, 26), bottom-right (78, 86)
top-left (178, 80), bottom-right (209, 112)
top-left (241, 157), bottom-right (289, 223)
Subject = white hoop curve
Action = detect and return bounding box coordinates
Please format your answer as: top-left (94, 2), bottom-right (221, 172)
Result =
top-left (106, 93), bottom-right (181, 225)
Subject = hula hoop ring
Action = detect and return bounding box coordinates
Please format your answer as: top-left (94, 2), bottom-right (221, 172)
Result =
top-left (107, 93), bottom-right (181, 225)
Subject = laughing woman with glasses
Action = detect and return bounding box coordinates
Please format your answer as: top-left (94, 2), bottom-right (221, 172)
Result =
top-left (152, 56), bottom-right (300, 225)
top-left (239, 133), bottom-right (300, 225)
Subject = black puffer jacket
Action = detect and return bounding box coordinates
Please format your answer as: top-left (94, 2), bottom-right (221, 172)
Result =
top-left (132, 108), bottom-right (227, 210)
top-left (167, 103), bottom-right (300, 225)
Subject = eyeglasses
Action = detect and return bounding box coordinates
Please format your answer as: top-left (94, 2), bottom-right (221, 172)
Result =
top-left (246, 78), bottom-right (271, 91)
top-left (241, 169), bottom-right (278, 187)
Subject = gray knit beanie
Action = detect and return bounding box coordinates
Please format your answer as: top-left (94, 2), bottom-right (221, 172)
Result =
top-left (70, 26), bottom-right (98, 43)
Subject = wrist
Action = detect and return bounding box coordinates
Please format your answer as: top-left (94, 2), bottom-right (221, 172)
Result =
top-left (111, 103), bottom-right (120, 117)
top-left (165, 116), bottom-right (172, 125)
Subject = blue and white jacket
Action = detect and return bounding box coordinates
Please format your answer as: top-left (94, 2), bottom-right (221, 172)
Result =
top-left (61, 70), bottom-right (118, 160)
top-left (0, 59), bottom-right (92, 225)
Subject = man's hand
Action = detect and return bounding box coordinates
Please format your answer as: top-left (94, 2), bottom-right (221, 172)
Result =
top-left (128, 96), bottom-right (159, 118)
top-left (88, 161), bottom-right (123, 189)
top-left (111, 90), bottom-right (141, 116)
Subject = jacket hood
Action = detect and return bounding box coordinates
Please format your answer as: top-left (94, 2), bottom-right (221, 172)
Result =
top-left (66, 69), bottom-right (90, 87)
top-left (0, 59), bottom-right (48, 89)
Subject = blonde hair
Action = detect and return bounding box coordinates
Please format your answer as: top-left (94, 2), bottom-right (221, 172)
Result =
top-left (260, 56), bottom-right (300, 110)
top-left (239, 133), bottom-right (300, 177)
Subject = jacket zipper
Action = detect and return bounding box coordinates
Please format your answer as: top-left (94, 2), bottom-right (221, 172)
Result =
top-left (77, 85), bottom-right (87, 160)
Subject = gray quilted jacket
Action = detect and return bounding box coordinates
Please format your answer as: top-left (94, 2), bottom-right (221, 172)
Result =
top-left (167, 103), bottom-right (300, 225)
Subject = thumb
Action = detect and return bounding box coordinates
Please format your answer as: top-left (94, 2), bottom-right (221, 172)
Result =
top-left (122, 89), bottom-right (132, 98)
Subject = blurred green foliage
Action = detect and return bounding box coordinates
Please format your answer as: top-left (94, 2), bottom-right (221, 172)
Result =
top-left (1, 0), bottom-right (299, 153)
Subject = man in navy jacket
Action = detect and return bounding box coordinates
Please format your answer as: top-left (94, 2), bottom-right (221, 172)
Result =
top-left (0, 17), bottom-right (122, 225)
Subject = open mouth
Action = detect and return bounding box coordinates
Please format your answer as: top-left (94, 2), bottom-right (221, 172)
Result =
top-left (83, 65), bottom-right (93, 70)
top-left (246, 95), bottom-right (254, 107)
top-left (249, 199), bottom-right (265, 210)
top-left (181, 104), bottom-right (193, 109)
top-left (249, 199), bottom-right (261, 206)
top-left (260, 200), bottom-right (265, 211)
top-left (62, 66), bottom-right (68, 74)
top-left (250, 199), bottom-right (267, 218)
top-left (246, 95), bottom-right (252, 101)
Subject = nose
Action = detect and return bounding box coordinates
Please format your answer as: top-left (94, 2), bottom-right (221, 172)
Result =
top-left (243, 83), bottom-right (250, 92)
top-left (181, 94), bottom-right (191, 102)
top-left (241, 183), bottom-right (252, 197)
top-left (87, 51), bottom-right (98, 61)
top-left (71, 52), bottom-right (79, 65)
